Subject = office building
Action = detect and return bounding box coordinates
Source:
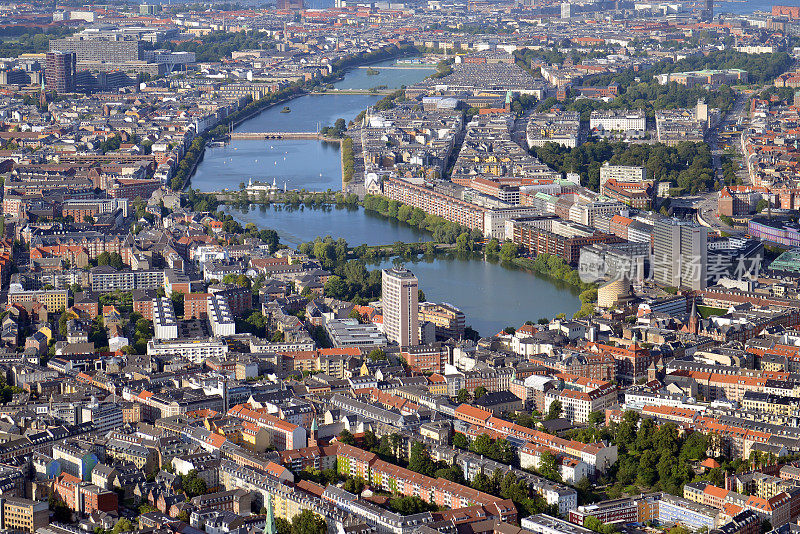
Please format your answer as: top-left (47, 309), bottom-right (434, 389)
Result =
top-left (702, 0), bottom-right (713, 20)
top-left (653, 219), bottom-right (708, 290)
top-left (590, 111), bottom-right (646, 132)
top-left (658, 494), bottom-right (719, 529)
top-left (325, 319), bottom-right (388, 349)
top-left (382, 267), bottom-right (419, 347)
top-left (599, 164), bottom-right (647, 185)
top-left (81, 400), bottom-right (123, 433)
top-left (45, 51), bottom-right (76, 92)
top-left (522, 514), bottom-right (594, 534)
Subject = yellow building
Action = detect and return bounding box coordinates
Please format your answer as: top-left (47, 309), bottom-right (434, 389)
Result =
top-left (8, 289), bottom-right (68, 313)
top-left (428, 374), bottom-right (448, 395)
top-left (0, 497), bottom-right (49, 533)
top-left (756, 475), bottom-right (791, 499)
top-left (240, 423), bottom-right (270, 453)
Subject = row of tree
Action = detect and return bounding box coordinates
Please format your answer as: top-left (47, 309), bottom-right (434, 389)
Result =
top-left (362, 194), bottom-right (479, 244)
top-left (341, 137), bottom-right (355, 183)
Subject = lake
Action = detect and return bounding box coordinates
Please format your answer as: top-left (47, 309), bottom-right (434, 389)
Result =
top-left (194, 57), bottom-right (582, 335)
top-left (224, 204), bottom-right (432, 247)
top-left (190, 59), bottom-right (435, 193)
top-left (375, 255), bottom-right (581, 336)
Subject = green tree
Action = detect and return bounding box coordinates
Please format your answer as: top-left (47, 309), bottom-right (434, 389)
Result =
top-left (545, 400), bottom-right (562, 420)
top-left (435, 464), bottom-right (466, 484)
top-left (499, 242), bottom-right (518, 262)
top-left (342, 477), bottom-right (365, 494)
top-left (338, 429), bottom-right (356, 445)
top-left (368, 349), bottom-right (386, 361)
top-left (408, 441), bottom-right (437, 477)
top-left (588, 411), bottom-right (604, 427)
top-left (112, 518), bottom-right (133, 534)
top-left (452, 432), bottom-right (469, 449)
top-left (58, 311), bottom-right (70, 337)
top-left (324, 275), bottom-right (348, 299)
top-left (474, 386), bottom-right (488, 400)
top-left (182, 470), bottom-right (208, 497)
top-left (455, 232), bottom-right (472, 253)
top-left (486, 238), bottom-right (500, 256)
top-left (539, 451), bottom-right (561, 481)
top-left (276, 518), bottom-right (291, 534)
top-left (456, 388), bottom-right (470, 403)
top-left (388, 496), bottom-right (436, 514)
top-left (290, 510), bottom-right (327, 534)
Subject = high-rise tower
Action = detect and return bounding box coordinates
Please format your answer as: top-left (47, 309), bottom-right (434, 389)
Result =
top-left (45, 51), bottom-right (76, 93)
top-left (382, 267), bottom-right (419, 347)
top-left (702, 0), bottom-right (713, 21)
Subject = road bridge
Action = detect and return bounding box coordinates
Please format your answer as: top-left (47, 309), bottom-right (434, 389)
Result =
top-left (229, 132), bottom-right (322, 140)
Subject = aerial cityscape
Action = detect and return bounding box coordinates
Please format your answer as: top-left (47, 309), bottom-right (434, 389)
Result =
top-left (5, 2), bottom-right (800, 534)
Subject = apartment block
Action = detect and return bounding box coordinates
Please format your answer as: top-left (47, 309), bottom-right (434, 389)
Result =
top-left (207, 294), bottom-right (235, 337)
top-left (153, 297), bottom-right (178, 340)
top-left (147, 338), bottom-right (229, 363)
top-left (90, 268), bottom-right (164, 292)
top-left (0, 497), bottom-right (48, 533)
top-left (383, 177), bottom-right (486, 232)
top-left (53, 473), bottom-right (118, 514)
top-left (336, 443), bottom-right (517, 522)
top-left (227, 404), bottom-right (306, 451)
top-left (7, 289), bottom-right (68, 313)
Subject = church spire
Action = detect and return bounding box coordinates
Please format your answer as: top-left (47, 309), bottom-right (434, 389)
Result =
top-left (265, 494), bottom-right (276, 534)
top-left (688, 298), bottom-right (700, 335)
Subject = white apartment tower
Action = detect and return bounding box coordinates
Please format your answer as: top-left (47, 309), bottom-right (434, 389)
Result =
top-left (382, 267), bottom-right (419, 347)
top-left (153, 297), bottom-right (178, 340)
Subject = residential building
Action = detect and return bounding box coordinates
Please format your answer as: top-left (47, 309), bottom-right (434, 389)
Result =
top-left (0, 497), bottom-right (50, 533)
top-left (207, 294), bottom-right (235, 337)
top-left (382, 267), bottom-right (419, 347)
top-left (153, 298), bottom-right (178, 340)
top-left (45, 51), bottom-right (76, 92)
